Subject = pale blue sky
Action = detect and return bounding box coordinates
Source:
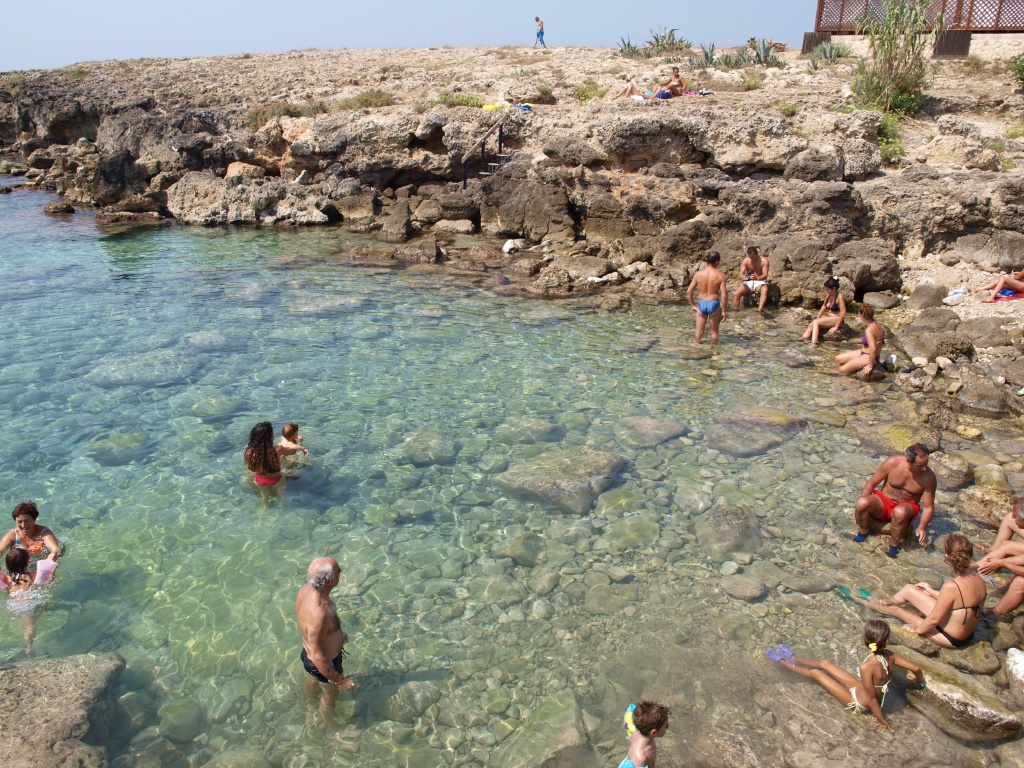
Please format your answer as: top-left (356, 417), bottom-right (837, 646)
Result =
top-left (2, 0), bottom-right (819, 73)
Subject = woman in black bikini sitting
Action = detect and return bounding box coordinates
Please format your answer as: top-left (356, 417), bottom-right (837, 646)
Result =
top-left (801, 276), bottom-right (846, 345)
top-left (854, 534), bottom-right (985, 648)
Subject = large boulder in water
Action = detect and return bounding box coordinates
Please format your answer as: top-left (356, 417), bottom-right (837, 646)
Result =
top-left (493, 448), bottom-right (625, 514)
top-left (706, 407), bottom-right (806, 458)
top-left (0, 653), bottom-right (125, 768)
top-left (897, 646), bottom-right (1024, 742)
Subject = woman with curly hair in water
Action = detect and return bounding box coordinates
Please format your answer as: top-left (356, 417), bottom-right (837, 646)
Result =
top-left (244, 421), bottom-right (283, 489)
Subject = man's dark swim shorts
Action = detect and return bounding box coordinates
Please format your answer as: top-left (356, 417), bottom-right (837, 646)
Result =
top-left (300, 648), bottom-right (345, 683)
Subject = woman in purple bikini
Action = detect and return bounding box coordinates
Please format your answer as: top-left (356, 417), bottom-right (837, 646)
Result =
top-left (833, 304), bottom-right (884, 377)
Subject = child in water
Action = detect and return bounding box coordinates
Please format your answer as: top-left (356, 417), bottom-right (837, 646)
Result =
top-left (4, 547), bottom-right (38, 655)
top-left (766, 619), bottom-right (925, 732)
top-left (277, 422), bottom-right (309, 458)
top-left (620, 700), bottom-right (670, 768)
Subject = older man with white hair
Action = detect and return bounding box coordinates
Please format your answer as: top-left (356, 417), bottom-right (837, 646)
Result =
top-left (296, 557), bottom-right (356, 720)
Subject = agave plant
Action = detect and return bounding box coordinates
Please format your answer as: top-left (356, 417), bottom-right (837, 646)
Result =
top-left (617, 37), bottom-right (641, 59)
top-left (812, 41), bottom-right (839, 64)
top-left (699, 43), bottom-right (717, 67)
top-left (753, 38), bottom-right (782, 67)
top-left (648, 26), bottom-right (692, 54)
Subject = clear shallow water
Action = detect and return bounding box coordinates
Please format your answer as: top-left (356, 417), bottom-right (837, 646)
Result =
top-left (0, 187), bottom-right (987, 766)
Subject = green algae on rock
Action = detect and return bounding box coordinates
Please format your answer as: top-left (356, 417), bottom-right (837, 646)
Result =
top-left (896, 646), bottom-right (1024, 742)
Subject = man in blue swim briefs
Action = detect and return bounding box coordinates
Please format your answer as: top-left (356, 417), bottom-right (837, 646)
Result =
top-left (533, 17), bottom-right (546, 48)
top-left (686, 250), bottom-right (728, 344)
top-left (296, 557), bottom-right (356, 723)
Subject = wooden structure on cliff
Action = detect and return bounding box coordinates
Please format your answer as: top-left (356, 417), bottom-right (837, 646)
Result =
top-left (814, 0), bottom-right (1024, 32)
top-left (805, 0), bottom-right (1024, 55)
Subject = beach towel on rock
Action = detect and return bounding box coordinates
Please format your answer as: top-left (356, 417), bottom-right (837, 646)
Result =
top-left (993, 291), bottom-right (1024, 302)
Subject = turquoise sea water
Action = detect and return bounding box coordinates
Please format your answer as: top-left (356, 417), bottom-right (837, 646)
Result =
top-left (0, 184), bottom-right (981, 766)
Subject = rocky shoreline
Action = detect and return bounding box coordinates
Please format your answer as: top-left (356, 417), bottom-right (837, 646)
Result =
top-left (2, 44), bottom-right (1024, 767)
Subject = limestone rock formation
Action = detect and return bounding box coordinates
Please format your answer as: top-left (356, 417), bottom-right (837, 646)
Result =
top-left (1, 652), bottom-right (125, 768)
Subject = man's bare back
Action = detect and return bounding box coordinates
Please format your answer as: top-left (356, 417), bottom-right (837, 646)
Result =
top-left (687, 252), bottom-right (728, 344)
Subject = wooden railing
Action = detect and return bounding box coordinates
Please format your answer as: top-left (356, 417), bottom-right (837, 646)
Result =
top-left (815, 0), bottom-right (1024, 32)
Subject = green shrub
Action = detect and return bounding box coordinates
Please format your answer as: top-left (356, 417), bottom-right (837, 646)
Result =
top-left (740, 72), bottom-right (763, 91)
top-left (1010, 53), bottom-right (1024, 90)
top-left (537, 83), bottom-right (552, 96)
top-left (574, 78), bottom-right (609, 104)
top-left (1006, 124), bottom-right (1024, 139)
top-left (65, 68), bottom-right (90, 81)
top-left (431, 92), bottom-right (484, 108)
top-left (853, 0), bottom-right (941, 114)
top-left (878, 112), bottom-right (905, 164)
top-left (246, 101), bottom-right (325, 130)
top-left (777, 101), bottom-right (799, 117)
top-left (334, 90), bottom-right (394, 110)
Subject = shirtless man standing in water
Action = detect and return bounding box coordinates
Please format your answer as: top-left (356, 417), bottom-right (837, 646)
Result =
top-left (297, 557), bottom-right (356, 722)
top-left (686, 251), bottom-right (728, 343)
top-left (854, 444), bottom-right (936, 558)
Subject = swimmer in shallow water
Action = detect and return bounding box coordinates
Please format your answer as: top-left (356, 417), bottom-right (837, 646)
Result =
top-left (0, 501), bottom-right (61, 564)
top-left (4, 548), bottom-right (39, 655)
top-left (277, 421), bottom-right (309, 458)
top-left (245, 421), bottom-right (283, 491)
top-left (766, 619), bottom-right (924, 732)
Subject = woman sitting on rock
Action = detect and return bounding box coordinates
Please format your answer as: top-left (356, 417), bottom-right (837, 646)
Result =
top-left (612, 67), bottom-right (687, 101)
top-left (801, 276), bottom-right (846, 345)
top-left (833, 303), bottom-right (883, 378)
top-left (855, 534), bottom-right (986, 648)
top-left (766, 619), bottom-right (924, 732)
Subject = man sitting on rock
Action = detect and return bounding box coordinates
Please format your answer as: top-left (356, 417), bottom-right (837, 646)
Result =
top-left (976, 498), bottom-right (1024, 618)
top-left (732, 245), bottom-right (770, 315)
top-left (853, 443), bottom-right (936, 558)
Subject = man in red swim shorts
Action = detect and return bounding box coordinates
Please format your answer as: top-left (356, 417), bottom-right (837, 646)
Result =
top-left (854, 443), bottom-right (936, 558)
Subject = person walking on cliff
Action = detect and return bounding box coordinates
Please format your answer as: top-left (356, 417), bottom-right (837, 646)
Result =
top-left (533, 17), bottom-right (546, 48)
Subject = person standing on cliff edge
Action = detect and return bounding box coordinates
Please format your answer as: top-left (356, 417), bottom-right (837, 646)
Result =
top-left (297, 557), bottom-right (356, 724)
top-left (533, 17), bottom-right (546, 48)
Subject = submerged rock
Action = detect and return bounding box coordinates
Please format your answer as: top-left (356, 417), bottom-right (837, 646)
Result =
top-left (613, 416), bottom-right (689, 448)
top-left (392, 429), bottom-right (458, 466)
top-left (201, 751), bottom-right (272, 768)
top-left (493, 448), bottom-right (625, 514)
top-left (490, 690), bottom-right (587, 768)
top-left (955, 486), bottom-right (1017, 529)
top-left (928, 451), bottom-right (973, 491)
top-left (706, 407), bottom-right (806, 458)
top-left (695, 505), bottom-right (761, 562)
top-left (846, 420), bottom-right (941, 456)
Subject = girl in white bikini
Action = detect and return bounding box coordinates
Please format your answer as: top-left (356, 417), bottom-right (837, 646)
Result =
top-left (766, 620), bottom-right (925, 732)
